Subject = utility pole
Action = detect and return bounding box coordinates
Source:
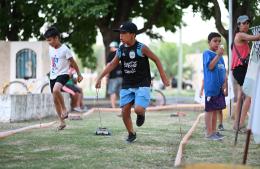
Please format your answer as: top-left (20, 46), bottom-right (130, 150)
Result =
top-left (177, 26), bottom-right (183, 94)
top-left (228, 0), bottom-right (232, 72)
top-left (228, 0), bottom-right (233, 118)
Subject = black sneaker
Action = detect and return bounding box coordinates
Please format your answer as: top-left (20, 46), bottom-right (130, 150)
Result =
top-left (215, 132), bottom-right (225, 139)
top-left (136, 114), bottom-right (145, 127)
top-left (126, 132), bottom-right (137, 143)
top-left (218, 124), bottom-right (225, 131)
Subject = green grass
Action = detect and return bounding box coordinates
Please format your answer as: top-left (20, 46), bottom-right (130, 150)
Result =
top-left (183, 116), bottom-right (260, 168)
top-left (0, 111), bottom-right (260, 169)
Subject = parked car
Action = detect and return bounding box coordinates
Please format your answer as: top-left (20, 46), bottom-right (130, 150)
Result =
top-left (171, 77), bottom-right (193, 90)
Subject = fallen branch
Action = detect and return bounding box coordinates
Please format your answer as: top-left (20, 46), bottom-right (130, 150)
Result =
top-left (174, 113), bottom-right (205, 167)
top-left (0, 121), bottom-right (56, 139)
top-left (86, 104), bottom-right (204, 113)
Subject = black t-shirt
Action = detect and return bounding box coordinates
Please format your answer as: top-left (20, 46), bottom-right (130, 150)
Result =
top-left (106, 51), bottom-right (122, 79)
top-left (117, 41), bottom-right (151, 89)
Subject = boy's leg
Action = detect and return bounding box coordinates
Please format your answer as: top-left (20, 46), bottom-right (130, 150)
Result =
top-left (212, 111), bottom-right (218, 133)
top-left (135, 87), bottom-right (150, 127)
top-left (76, 93), bottom-right (82, 108)
top-left (122, 103), bottom-right (134, 134)
top-left (110, 93), bottom-right (117, 108)
top-left (205, 112), bottom-right (213, 136)
top-left (71, 94), bottom-right (77, 109)
top-left (120, 88), bottom-right (137, 142)
top-left (52, 83), bottom-right (66, 126)
top-left (218, 111), bottom-right (223, 125)
top-left (54, 85), bottom-right (67, 115)
top-left (135, 106), bottom-right (146, 127)
top-left (218, 110), bottom-right (225, 131)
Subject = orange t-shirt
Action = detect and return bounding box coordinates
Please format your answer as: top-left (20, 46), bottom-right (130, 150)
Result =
top-left (231, 43), bottom-right (250, 69)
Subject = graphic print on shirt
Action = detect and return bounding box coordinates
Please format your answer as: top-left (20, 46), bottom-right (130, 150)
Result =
top-left (129, 50), bottom-right (135, 59)
top-left (217, 63), bottom-right (225, 70)
top-left (124, 60), bottom-right (137, 74)
top-left (49, 44), bottom-right (72, 80)
top-left (51, 56), bottom-right (59, 74)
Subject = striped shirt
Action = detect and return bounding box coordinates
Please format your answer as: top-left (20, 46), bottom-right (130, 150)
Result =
top-left (231, 43), bottom-right (250, 70)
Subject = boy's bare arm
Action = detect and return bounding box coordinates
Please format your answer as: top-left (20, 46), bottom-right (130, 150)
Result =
top-left (69, 58), bottom-right (83, 82)
top-left (142, 46), bottom-right (170, 86)
top-left (200, 79), bottom-right (204, 98)
top-left (209, 47), bottom-right (224, 70)
top-left (95, 56), bottom-right (120, 88)
top-left (223, 75), bottom-right (228, 96)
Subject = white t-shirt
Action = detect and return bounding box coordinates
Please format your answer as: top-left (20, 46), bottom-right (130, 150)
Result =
top-left (49, 44), bottom-right (72, 79)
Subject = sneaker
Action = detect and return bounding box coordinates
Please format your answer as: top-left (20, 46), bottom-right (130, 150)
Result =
top-left (126, 132), bottom-right (137, 143)
top-left (136, 114), bottom-right (145, 127)
top-left (81, 106), bottom-right (88, 112)
top-left (206, 133), bottom-right (222, 141)
top-left (57, 124), bottom-right (66, 131)
top-left (61, 112), bottom-right (69, 120)
top-left (215, 132), bottom-right (225, 139)
top-left (218, 124), bottom-right (225, 131)
top-left (73, 107), bottom-right (83, 112)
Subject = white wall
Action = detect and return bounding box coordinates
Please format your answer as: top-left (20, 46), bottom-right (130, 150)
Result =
top-left (0, 41), bottom-right (11, 87)
top-left (10, 41), bottom-right (50, 82)
top-left (0, 93), bottom-right (71, 122)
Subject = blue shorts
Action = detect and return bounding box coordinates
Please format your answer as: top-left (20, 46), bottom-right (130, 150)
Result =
top-left (120, 87), bottom-right (150, 108)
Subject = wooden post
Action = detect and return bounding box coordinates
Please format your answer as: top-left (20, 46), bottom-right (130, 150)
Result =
top-left (242, 129), bottom-right (251, 164)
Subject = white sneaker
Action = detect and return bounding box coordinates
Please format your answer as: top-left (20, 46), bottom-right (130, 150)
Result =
top-left (81, 106), bottom-right (88, 112)
top-left (73, 107), bottom-right (83, 112)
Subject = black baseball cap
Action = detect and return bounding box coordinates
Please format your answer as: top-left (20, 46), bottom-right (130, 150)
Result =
top-left (113, 21), bottom-right (138, 34)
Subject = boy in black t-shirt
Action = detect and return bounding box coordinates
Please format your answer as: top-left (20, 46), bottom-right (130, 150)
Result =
top-left (96, 21), bottom-right (169, 143)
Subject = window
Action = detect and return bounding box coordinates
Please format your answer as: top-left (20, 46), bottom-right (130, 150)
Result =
top-left (16, 49), bottom-right (37, 79)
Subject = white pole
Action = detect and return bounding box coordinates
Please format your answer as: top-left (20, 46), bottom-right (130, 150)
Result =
top-left (177, 26), bottom-right (183, 93)
top-left (228, 0), bottom-right (233, 72)
top-left (228, 0), bottom-right (233, 117)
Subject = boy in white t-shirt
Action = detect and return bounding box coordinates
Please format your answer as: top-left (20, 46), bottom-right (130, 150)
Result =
top-left (44, 26), bottom-right (83, 130)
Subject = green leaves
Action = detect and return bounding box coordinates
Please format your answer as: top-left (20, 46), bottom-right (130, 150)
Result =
top-left (3, 0), bottom-right (259, 69)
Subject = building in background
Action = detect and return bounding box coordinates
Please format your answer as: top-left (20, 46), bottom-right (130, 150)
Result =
top-left (0, 41), bottom-right (50, 93)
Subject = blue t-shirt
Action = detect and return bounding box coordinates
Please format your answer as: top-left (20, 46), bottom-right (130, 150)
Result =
top-left (203, 50), bottom-right (226, 96)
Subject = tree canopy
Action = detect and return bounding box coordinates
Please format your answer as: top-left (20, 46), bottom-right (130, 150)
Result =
top-left (0, 0), bottom-right (46, 40)
top-left (182, 0), bottom-right (260, 43)
top-left (43, 0), bottom-right (185, 68)
top-left (1, 0), bottom-right (260, 69)
top-left (0, 0), bottom-right (184, 69)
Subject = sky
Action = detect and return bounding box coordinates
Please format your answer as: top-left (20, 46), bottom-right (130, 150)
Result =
top-left (96, 1), bottom-right (229, 45)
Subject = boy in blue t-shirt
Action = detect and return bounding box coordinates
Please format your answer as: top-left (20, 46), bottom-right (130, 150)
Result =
top-left (95, 21), bottom-right (169, 143)
top-left (203, 32), bottom-right (228, 141)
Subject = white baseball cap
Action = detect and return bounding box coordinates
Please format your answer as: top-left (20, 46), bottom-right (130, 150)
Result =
top-left (237, 15), bottom-right (250, 24)
top-left (109, 41), bottom-right (118, 48)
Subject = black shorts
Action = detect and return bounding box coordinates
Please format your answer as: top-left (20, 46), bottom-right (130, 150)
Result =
top-left (50, 74), bottom-right (70, 93)
top-left (64, 84), bottom-right (81, 93)
top-left (205, 90), bottom-right (226, 112)
top-left (232, 65), bottom-right (248, 86)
